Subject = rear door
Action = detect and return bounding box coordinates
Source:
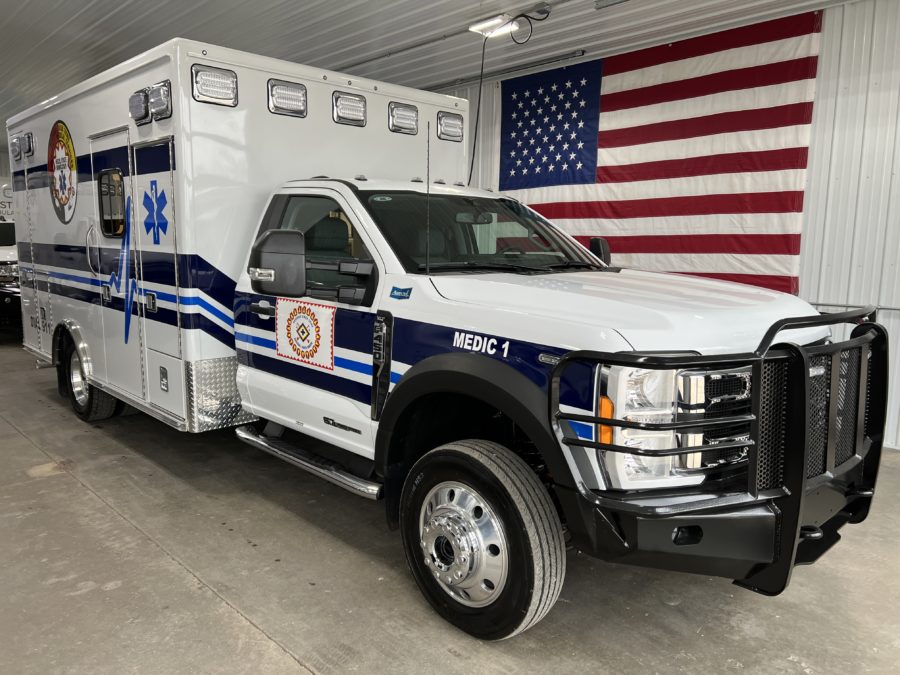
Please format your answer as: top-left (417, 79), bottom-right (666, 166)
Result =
top-left (235, 189), bottom-right (383, 455)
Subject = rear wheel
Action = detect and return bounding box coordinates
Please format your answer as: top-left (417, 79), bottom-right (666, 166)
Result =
top-left (62, 339), bottom-right (118, 422)
top-left (400, 440), bottom-right (565, 640)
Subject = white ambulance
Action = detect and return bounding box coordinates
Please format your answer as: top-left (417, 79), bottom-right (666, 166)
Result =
top-left (7, 39), bottom-right (889, 639)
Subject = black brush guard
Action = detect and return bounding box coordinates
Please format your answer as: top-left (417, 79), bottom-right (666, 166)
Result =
top-left (549, 307), bottom-right (889, 595)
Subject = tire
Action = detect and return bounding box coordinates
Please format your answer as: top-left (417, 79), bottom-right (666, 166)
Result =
top-left (62, 338), bottom-right (119, 422)
top-left (400, 440), bottom-right (566, 640)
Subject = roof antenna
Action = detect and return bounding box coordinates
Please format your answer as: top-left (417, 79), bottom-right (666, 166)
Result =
top-left (425, 121), bottom-right (431, 275)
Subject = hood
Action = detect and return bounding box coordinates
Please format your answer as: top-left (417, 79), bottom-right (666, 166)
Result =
top-left (430, 269), bottom-right (828, 354)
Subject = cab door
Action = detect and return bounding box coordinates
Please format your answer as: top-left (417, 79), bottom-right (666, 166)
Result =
top-left (235, 189), bottom-right (383, 456)
top-left (91, 129), bottom-right (145, 400)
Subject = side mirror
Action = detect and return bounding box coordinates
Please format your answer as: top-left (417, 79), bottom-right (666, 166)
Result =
top-left (589, 237), bottom-right (611, 265)
top-left (248, 229), bottom-right (306, 297)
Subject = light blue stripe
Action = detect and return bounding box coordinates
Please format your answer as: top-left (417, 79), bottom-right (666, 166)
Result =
top-left (569, 420), bottom-right (594, 441)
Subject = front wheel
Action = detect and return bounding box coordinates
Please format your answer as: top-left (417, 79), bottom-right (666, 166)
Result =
top-left (62, 339), bottom-right (119, 422)
top-left (400, 440), bottom-right (566, 640)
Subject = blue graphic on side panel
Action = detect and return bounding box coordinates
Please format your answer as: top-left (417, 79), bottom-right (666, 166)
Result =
top-left (105, 196), bottom-right (139, 343)
top-left (143, 180), bottom-right (168, 245)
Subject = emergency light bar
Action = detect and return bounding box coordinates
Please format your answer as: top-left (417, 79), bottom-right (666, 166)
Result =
top-left (333, 92), bottom-right (366, 126)
top-left (437, 111), bottom-right (464, 142)
top-left (268, 79), bottom-right (308, 117)
top-left (192, 65), bottom-right (238, 107)
top-left (148, 81), bottom-right (172, 121)
top-left (129, 90), bottom-right (150, 125)
top-left (388, 102), bottom-right (418, 134)
top-left (21, 132), bottom-right (34, 157)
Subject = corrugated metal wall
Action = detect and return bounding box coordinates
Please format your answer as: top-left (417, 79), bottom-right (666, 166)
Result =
top-left (801, 0), bottom-right (900, 448)
top-left (446, 0), bottom-right (899, 448)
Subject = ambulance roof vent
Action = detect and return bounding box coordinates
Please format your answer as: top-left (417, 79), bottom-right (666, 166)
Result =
top-left (411, 177), bottom-right (424, 183)
top-left (355, 174), bottom-right (368, 181)
top-left (454, 181), bottom-right (465, 187)
top-left (310, 175), bottom-right (330, 179)
top-left (434, 179), bottom-right (446, 185)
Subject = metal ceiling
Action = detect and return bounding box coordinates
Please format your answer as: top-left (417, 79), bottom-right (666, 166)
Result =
top-left (0, 0), bottom-right (845, 153)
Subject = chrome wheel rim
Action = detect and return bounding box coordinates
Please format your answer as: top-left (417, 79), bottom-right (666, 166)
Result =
top-left (419, 481), bottom-right (508, 608)
top-left (69, 351), bottom-right (89, 408)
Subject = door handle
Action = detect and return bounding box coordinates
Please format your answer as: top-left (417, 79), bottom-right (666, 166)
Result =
top-left (250, 302), bottom-right (275, 317)
top-left (85, 226), bottom-right (101, 275)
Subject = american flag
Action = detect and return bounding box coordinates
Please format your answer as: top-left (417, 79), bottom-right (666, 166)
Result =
top-left (499, 11), bottom-right (823, 294)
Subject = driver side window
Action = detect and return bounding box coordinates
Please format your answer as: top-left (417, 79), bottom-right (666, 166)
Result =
top-left (277, 195), bottom-right (372, 290)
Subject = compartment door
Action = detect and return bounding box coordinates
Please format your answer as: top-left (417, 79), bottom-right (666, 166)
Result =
top-left (16, 162), bottom-right (42, 353)
top-left (133, 138), bottom-right (183, 417)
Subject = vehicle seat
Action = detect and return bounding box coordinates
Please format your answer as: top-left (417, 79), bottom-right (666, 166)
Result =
top-left (306, 216), bottom-right (350, 287)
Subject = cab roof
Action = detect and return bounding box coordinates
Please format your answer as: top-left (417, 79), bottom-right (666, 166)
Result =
top-left (280, 178), bottom-right (502, 200)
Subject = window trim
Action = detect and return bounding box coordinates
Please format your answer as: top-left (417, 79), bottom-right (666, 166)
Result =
top-left (97, 168), bottom-right (126, 239)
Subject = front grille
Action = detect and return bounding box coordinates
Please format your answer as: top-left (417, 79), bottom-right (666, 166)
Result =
top-left (834, 347), bottom-right (861, 466)
top-left (807, 354), bottom-right (831, 477)
top-left (757, 358), bottom-right (789, 491)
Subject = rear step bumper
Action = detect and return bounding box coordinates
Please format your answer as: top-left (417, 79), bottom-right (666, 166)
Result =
top-left (235, 425), bottom-right (383, 500)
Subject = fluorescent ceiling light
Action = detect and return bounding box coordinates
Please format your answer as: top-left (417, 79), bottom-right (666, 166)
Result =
top-left (468, 13), bottom-right (521, 38)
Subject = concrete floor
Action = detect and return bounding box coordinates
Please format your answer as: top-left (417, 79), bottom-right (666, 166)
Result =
top-left (1, 330), bottom-right (898, 675)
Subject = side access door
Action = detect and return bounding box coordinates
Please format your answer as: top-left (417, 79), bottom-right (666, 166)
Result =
top-left (90, 129), bottom-right (145, 400)
top-left (16, 147), bottom-right (44, 353)
top-left (234, 190), bottom-right (384, 457)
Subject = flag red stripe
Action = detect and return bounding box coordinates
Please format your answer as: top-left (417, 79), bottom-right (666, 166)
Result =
top-left (676, 272), bottom-right (799, 294)
top-left (598, 102), bottom-right (814, 148)
top-left (574, 233), bottom-right (800, 255)
top-left (602, 12), bottom-right (822, 76)
top-left (533, 191), bottom-right (805, 220)
top-left (601, 56), bottom-right (818, 113)
top-left (597, 147), bottom-right (809, 182)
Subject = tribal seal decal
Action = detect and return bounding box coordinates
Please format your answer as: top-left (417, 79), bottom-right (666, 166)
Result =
top-left (286, 303), bottom-right (321, 361)
top-left (48, 120), bottom-right (78, 224)
top-left (275, 299), bottom-right (336, 370)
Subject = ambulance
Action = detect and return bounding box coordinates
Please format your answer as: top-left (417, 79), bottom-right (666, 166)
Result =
top-left (7, 39), bottom-right (889, 639)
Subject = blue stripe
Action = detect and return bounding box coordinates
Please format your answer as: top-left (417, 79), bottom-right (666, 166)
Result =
top-left (235, 332), bottom-right (277, 349)
top-left (569, 420), bottom-right (594, 441)
top-left (178, 295), bottom-right (234, 327)
top-left (390, 371), bottom-right (402, 384)
top-left (48, 271), bottom-right (102, 287)
top-left (334, 356), bottom-right (373, 376)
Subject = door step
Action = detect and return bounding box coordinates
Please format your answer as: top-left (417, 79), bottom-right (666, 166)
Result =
top-left (235, 425), bottom-right (383, 500)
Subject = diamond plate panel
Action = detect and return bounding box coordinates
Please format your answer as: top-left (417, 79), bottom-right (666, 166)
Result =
top-left (186, 357), bottom-right (256, 432)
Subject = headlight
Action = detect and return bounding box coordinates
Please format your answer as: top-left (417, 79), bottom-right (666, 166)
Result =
top-left (600, 366), bottom-right (705, 490)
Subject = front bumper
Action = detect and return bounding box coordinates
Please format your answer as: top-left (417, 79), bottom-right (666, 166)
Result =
top-left (551, 308), bottom-right (889, 594)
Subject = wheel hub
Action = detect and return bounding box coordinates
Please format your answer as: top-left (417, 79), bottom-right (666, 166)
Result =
top-left (69, 351), bottom-right (89, 408)
top-left (419, 481), bottom-right (508, 608)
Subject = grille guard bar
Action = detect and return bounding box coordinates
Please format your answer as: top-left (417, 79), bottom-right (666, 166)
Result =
top-left (549, 305), bottom-right (890, 596)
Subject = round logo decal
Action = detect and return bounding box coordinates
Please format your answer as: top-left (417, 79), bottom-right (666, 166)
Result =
top-left (48, 120), bottom-right (77, 223)
top-left (286, 304), bottom-right (321, 361)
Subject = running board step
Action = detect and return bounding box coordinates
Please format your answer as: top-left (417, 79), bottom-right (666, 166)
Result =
top-left (235, 425), bottom-right (383, 500)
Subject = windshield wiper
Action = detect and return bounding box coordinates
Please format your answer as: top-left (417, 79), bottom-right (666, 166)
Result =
top-left (417, 261), bottom-right (542, 273)
top-left (544, 260), bottom-right (603, 271)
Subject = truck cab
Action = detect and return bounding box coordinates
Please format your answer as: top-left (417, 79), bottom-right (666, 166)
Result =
top-left (232, 178), bottom-right (888, 638)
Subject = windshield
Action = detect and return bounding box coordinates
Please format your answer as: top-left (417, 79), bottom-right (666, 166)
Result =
top-left (359, 191), bottom-right (599, 274)
top-left (0, 221), bottom-right (14, 247)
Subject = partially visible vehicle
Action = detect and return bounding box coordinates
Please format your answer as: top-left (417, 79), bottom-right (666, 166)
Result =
top-left (0, 186), bottom-right (20, 329)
